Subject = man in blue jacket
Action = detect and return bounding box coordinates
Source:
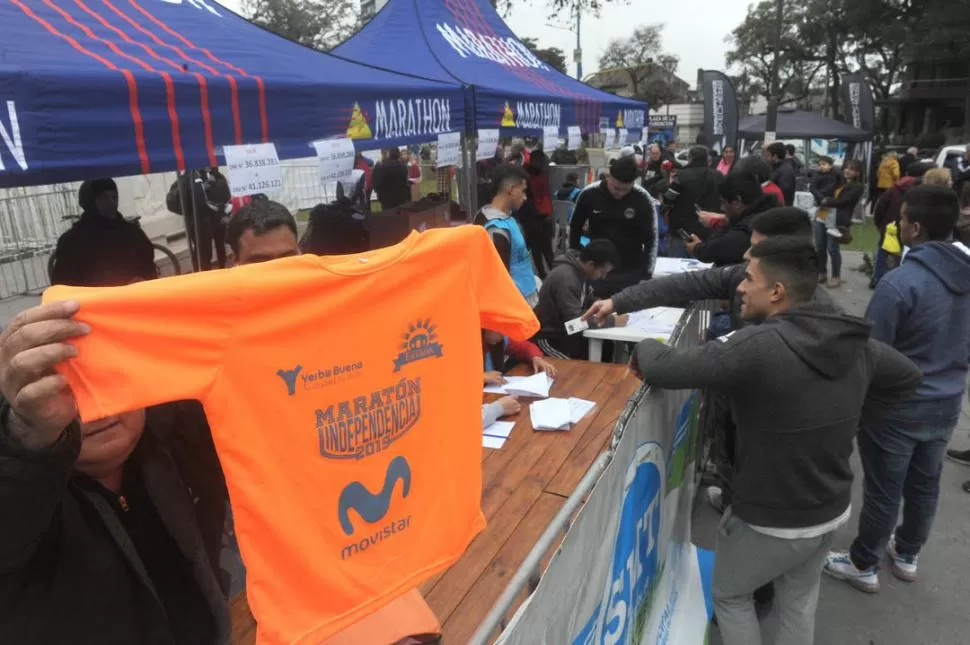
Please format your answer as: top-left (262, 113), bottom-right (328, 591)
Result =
top-left (825, 184), bottom-right (970, 593)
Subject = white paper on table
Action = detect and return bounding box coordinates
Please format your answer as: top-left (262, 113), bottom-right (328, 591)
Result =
top-left (483, 421), bottom-right (515, 439)
top-left (567, 397), bottom-right (596, 424)
top-left (483, 373), bottom-right (553, 398)
top-left (601, 129), bottom-right (616, 150)
top-left (482, 435), bottom-right (506, 449)
top-left (437, 131), bottom-right (461, 167)
top-left (627, 307), bottom-right (684, 335)
top-left (312, 137), bottom-right (356, 184)
top-left (567, 126), bottom-right (582, 151)
top-left (542, 126), bottom-right (559, 154)
top-left (223, 143), bottom-right (282, 197)
top-left (477, 129), bottom-right (500, 161)
top-left (653, 257), bottom-right (713, 275)
top-left (530, 398), bottom-right (573, 431)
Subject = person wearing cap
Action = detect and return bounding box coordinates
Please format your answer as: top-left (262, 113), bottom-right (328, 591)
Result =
top-left (568, 155), bottom-right (658, 297)
top-left (49, 178), bottom-right (157, 286)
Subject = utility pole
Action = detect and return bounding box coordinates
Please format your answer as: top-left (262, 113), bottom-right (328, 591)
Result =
top-left (574, 2), bottom-right (583, 80)
top-left (764, 0), bottom-right (784, 144)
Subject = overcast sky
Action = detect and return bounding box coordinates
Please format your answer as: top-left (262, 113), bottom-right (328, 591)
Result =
top-left (217, 0), bottom-right (750, 87)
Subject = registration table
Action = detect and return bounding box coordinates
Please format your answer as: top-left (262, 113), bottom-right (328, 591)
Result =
top-left (584, 306), bottom-right (685, 362)
top-left (230, 359), bottom-right (640, 644)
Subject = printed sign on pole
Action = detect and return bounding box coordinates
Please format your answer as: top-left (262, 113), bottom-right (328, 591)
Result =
top-left (567, 126), bottom-right (582, 151)
top-left (223, 143), bottom-right (282, 196)
top-left (542, 126), bottom-right (559, 154)
top-left (641, 126), bottom-right (649, 144)
top-left (477, 129), bottom-right (500, 161)
top-left (602, 129), bottom-right (616, 150)
top-left (312, 138), bottom-right (356, 184)
top-left (616, 129), bottom-right (628, 147)
top-left (764, 131), bottom-right (777, 144)
top-left (437, 131), bottom-right (461, 167)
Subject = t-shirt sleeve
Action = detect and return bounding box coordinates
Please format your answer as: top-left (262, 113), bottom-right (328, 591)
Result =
top-left (469, 227), bottom-right (540, 341)
top-left (42, 270), bottom-right (242, 422)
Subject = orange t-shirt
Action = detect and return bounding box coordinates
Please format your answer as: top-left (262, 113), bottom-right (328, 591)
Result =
top-left (43, 225), bottom-right (539, 645)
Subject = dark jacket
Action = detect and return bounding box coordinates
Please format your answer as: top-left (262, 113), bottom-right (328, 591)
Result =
top-left (373, 160), bottom-right (411, 210)
top-left (534, 250), bottom-right (615, 337)
top-left (770, 158), bottom-right (797, 206)
top-left (569, 181), bottom-right (658, 277)
top-left (634, 300), bottom-right (921, 528)
top-left (809, 171), bottom-right (839, 205)
top-left (690, 193), bottom-right (776, 267)
top-left (664, 161), bottom-right (724, 238)
top-left (612, 262), bottom-right (839, 331)
top-left (823, 180), bottom-right (864, 228)
top-left (0, 402), bottom-right (230, 645)
top-left (873, 176), bottom-right (918, 232)
top-left (866, 240), bottom-right (970, 402)
top-left (49, 213), bottom-right (157, 286)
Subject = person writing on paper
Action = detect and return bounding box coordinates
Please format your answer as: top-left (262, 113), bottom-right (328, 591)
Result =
top-left (483, 330), bottom-right (557, 384)
top-left (628, 237), bottom-right (921, 645)
top-left (534, 239), bottom-right (628, 360)
top-left (482, 396), bottom-right (521, 428)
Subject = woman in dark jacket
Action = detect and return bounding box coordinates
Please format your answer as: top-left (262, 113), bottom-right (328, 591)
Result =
top-left (817, 159), bottom-right (864, 288)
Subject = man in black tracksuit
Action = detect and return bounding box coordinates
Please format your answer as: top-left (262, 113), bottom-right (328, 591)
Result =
top-left (655, 145), bottom-right (724, 257)
top-left (629, 237), bottom-right (920, 645)
top-left (569, 155), bottom-right (658, 297)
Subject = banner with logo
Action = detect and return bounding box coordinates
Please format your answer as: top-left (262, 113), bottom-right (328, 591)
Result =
top-left (839, 74), bottom-right (874, 134)
top-left (698, 70), bottom-right (739, 154)
top-left (497, 307), bottom-right (714, 645)
top-left (647, 116), bottom-right (678, 148)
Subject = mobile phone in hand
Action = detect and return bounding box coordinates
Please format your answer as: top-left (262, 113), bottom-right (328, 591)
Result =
top-left (676, 228), bottom-right (693, 242)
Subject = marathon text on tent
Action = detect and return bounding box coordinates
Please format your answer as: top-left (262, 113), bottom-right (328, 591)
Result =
top-left (435, 23), bottom-right (548, 70)
top-left (516, 102), bottom-right (561, 129)
top-left (374, 98), bottom-right (452, 141)
top-left (0, 101), bottom-right (27, 172)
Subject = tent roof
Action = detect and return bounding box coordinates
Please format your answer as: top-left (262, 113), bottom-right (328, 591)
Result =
top-left (0, 0), bottom-right (465, 187)
top-left (332, 0), bottom-right (647, 136)
top-left (738, 109), bottom-right (871, 143)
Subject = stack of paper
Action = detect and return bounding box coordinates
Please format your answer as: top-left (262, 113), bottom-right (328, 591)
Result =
top-left (627, 307), bottom-right (684, 336)
top-left (482, 420), bottom-right (514, 449)
top-left (483, 373), bottom-right (553, 398)
top-left (530, 397), bottom-right (597, 431)
top-left (653, 257), bottom-right (713, 275)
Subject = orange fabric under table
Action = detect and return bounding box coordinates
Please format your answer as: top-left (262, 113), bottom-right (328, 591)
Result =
top-left (43, 226), bottom-right (539, 645)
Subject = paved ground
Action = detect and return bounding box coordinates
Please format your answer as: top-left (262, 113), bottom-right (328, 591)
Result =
top-left (700, 250), bottom-right (970, 645)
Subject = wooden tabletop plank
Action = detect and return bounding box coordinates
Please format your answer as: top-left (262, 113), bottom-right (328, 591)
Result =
top-left (439, 492), bottom-right (565, 644)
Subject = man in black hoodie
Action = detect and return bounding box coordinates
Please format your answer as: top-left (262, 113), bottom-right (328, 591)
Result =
top-left (766, 142), bottom-right (797, 205)
top-left (685, 173), bottom-right (776, 266)
top-left (629, 237), bottom-right (921, 645)
top-left (656, 145), bottom-right (723, 257)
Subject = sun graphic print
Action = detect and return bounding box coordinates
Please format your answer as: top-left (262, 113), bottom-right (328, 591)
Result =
top-left (393, 319), bottom-right (445, 371)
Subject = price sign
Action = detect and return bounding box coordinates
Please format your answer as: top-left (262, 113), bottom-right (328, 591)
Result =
top-left (477, 129), bottom-right (499, 161)
top-left (223, 143), bottom-right (282, 196)
top-left (567, 126), bottom-right (582, 151)
top-left (617, 129), bottom-right (628, 147)
top-left (642, 126), bottom-right (649, 143)
top-left (602, 129), bottom-right (616, 150)
top-left (437, 131), bottom-right (461, 167)
top-left (764, 131), bottom-right (777, 144)
top-left (542, 126), bottom-right (559, 154)
top-left (312, 138), bottom-right (356, 184)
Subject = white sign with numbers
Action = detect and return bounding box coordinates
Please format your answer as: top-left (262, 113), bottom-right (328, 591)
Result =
top-left (602, 129), bottom-right (616, 150)
top-left (542, 126), bottom-right (559, 153)
top-left (437, 131), bottom-right (461, 167)
top-left (477, 129), bottom-right (499, 161)
top-left (642, 126), bottom-right (649, 143)
top-left (567, 126), bottom-right (582, 151)
top-left (312, 138), bottom-right (356, 184)
top-left (617, 129), bottom-right (628, 147)
top-left (223, 143), bottom-right (282, 196)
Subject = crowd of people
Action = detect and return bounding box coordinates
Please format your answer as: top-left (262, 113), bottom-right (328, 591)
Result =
top-left (0, 136), bottom-right (967, 645)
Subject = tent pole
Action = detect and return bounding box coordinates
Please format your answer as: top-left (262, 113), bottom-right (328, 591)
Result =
top-left (189, 170), bottom-right (204, 272)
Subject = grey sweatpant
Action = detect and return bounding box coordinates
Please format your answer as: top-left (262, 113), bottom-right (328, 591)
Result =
top-left (713, 508), bottom-right (836, 645)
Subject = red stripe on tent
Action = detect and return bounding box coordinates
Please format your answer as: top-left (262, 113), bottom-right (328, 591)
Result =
top-left (10, 0), bottom-right (150, 174)
top-left (196, 73), bottom-right (217, 166)
top-left (228, 76), bottom-right (241, 144)
top-left (127, 0), bottom-right (266, 143)
top-left (161, 72), bottom-right (186, 170)
top-left (74, 0), bottom-right (182, 71)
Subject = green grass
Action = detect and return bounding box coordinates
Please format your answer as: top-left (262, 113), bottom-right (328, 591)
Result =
top-left (846, 217), bottom-right (880, 253)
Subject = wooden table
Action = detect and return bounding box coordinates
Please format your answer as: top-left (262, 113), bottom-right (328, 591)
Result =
top-left (230, 359), bottom-right (639, 644)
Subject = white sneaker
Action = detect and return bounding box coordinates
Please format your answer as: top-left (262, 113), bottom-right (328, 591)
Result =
top-left (826, 227), bottom-right (844, 239)
top-left (705, 486), bottom-right (725, 514)
top-left (823, 551), bottom-right (880, 593)
top-left (887, 533), bottom-right (918, 581)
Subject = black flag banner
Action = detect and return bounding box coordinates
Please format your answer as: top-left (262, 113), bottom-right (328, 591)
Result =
top-left (699, 70), bottom-right (739, 153)
top-left (839, 73), bottom-right (874, 133)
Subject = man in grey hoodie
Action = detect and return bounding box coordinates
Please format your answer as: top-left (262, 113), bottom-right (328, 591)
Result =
top-left (533, 239), bottom-right (624, 359)
top-left (630, 237), bottom-right (921, 645)
top-left (825, 184), bottom-right (970, 592)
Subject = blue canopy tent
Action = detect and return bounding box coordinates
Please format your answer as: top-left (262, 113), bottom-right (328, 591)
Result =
top-left (0, 0), bottom-right (465, 187)
top-left (333, 0), bottom-right (648, 138)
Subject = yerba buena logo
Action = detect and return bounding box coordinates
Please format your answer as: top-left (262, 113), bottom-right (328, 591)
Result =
top-left (393, 319), bottom-right (444, 372)
top-left (276, 365), bottom-right (303, 396)
top-left (316, 377), bottom-right (422, 460)
top-left (338, 456), bottom-right (413, 560)
top-left (276, 361), bottom-right (363, 397)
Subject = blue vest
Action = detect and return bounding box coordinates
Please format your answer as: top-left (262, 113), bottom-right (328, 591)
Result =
top-left (484, 337), bottom-right (509, 372)
top-left (485, 216), bottom-right (535, 298)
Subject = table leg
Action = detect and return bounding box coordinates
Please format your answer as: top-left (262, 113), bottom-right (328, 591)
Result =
top-left (588, 338), bottom-right (603, 363)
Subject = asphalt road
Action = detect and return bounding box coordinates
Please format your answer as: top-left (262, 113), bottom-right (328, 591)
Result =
top-left (701, 250), bottom-right (970, 645)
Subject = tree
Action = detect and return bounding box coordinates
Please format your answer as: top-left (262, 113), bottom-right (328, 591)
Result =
top-left (598, 24), bottom-right (684, 107)
top-left (244, 0), bottom-right (359, 51)
top-left (520, 37), bottom-right (568, 75)
top-left (642, 54), bottom-right (682, 113)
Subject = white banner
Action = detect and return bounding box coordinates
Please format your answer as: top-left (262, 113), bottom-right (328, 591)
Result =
top-left (764, 131), bottom-right (777, 144)
top-left (437, 131), bottom-right (461, 167)
top-left (497, 305), bottom-right (714, 645)
top-left (312, 138), bottom-right (356, 184)
top-left (567, 126), bottom-right (582, 151)
top-left (602, 129), bottom-right (616, 150)
top-left (478, 129), bottom-right (500, 161)
top-left (542, 126), bottom-right (560, 154)
top-left (223, 143), bottom-right (282, 196)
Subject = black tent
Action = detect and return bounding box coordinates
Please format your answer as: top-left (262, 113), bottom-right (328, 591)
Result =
top-left (739, 108), bottom-right (871, 142)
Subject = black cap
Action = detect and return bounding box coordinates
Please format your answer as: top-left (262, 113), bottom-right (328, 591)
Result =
top-left (609, 155), bottom-right (638, 183)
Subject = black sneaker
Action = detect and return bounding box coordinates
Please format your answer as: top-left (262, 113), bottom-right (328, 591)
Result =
top-left (946, 449), bottom-right (970, 467)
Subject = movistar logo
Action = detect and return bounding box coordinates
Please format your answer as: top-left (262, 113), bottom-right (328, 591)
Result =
top-left (338, 456), bottom-right (413, 560)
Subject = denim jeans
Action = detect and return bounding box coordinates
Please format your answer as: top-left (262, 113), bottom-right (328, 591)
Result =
top-left (872, 231), bottom-right (889, 285)
top-left (813, 221), bottom-right (842, 279)
top-left (849, 397), bottom-right (962, 569)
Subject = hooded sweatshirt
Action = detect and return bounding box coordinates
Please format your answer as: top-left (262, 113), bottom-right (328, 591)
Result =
top-left (873, 176), bottom-right (918, 232)
top-left (534, 250), bottom-right (616, 337)
top-left (634, 300), bottom-right (921, 528)
top-left (866, 240), bottom-right (970, 402)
